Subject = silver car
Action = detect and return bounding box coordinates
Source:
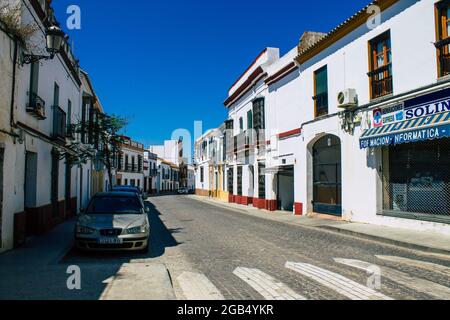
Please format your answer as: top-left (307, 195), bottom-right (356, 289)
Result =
top-left (75, 192), bottom-right (150, 253)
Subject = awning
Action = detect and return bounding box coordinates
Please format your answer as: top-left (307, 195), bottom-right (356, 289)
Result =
top-left (360, 111), bottom-right (450, 149)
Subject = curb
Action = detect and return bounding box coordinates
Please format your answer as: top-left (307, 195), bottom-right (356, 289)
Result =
top-left (100, 262), bottom-right (176, 300)
top-left (319, 225), bottom-right (450, 256)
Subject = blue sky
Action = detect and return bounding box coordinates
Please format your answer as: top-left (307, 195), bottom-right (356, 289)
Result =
top-left (53, 0), bottom-right (369, 146)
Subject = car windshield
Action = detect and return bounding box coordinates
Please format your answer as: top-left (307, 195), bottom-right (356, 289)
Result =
top-left (86, 196), bottom-right (143, 214)
top-left (113, 187), bottom-right (140, 193)
top-left (113, 188), bottom-right (137, 193)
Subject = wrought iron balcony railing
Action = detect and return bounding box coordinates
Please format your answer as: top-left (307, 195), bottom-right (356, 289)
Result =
top-left (26, 92), bottom-right (46, 120)
top-left (368, 64), bottom-right (393, 99)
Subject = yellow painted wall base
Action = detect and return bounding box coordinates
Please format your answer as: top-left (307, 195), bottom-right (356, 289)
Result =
top-left (217, 191), bottom-right (229, 202)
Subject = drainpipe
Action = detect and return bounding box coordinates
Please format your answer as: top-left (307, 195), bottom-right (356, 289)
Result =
top-left (10, 37), bottom-right (18, 128)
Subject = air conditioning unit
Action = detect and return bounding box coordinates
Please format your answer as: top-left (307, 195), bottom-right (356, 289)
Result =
top-left (337, 89), bottom-right (357, 109)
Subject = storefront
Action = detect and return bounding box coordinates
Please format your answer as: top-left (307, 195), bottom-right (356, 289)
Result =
top-left (360, 87), bottom-right (450, 224)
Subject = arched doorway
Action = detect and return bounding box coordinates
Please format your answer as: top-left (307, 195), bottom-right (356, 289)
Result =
top-left (312, 135), bottom-right (342, 216)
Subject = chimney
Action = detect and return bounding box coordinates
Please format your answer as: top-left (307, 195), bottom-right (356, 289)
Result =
top-left (298, 31), bottom-right (327, 53)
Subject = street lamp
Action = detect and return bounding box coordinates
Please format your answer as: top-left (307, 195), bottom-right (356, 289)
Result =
top-left (22, 25), bottom-right (65, 64)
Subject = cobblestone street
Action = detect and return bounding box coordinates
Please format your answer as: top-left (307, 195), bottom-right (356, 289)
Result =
top-left (3, 195), bottom-right (450, 300)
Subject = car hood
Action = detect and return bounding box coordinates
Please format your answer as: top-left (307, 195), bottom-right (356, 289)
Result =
top-left (77, 214), bottom-right (146, 229)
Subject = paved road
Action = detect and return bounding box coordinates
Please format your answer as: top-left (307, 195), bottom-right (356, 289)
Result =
top-left (139, 195), bottom-right (450, 300)
top-left (2, 195), bottom-right (450, 300)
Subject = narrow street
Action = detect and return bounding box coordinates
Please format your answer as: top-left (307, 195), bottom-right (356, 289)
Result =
top-left (2, 195), bottom-right (450, 300)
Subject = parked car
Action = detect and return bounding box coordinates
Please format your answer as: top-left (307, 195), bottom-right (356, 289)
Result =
top-left (75, 192), bottom-right (150, 253)
top-left (112, 185), bottom-right (145, 200)
top-left (177, 187), bottom-right (189, 194)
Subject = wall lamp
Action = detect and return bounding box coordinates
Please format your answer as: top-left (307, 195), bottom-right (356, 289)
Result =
top-left (22, 25), bottom-right (65, 64)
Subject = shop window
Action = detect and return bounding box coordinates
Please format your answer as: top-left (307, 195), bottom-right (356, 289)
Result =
top-left (368, 31), bottom-right (393, 99)
top-left (436, 0), bottom-right (450, 77)
top-left (382, 139), bottom-right (450, 222)
top-left (313, 66), bottom-right (328, 117)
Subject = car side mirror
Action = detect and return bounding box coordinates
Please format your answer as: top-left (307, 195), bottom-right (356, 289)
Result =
top-left (145, 207), bottom-right (150, 213)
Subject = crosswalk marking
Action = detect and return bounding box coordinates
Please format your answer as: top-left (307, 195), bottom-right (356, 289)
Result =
top-left (376, 255), bottom-right (450, 277)
top-left (285, 262), bottom-right (392, 300)
top-left (233, 267), bottom-right (306, 300)
top-left (335, 258), bottom-right (450, 300)
top-left (177, 272), bottom-right (225, 300)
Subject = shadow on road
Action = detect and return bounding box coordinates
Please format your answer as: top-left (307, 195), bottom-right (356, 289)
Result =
top-left (61, 199), bottom-right (181, 264)
top-left (36, 198), bottom-right (183, 299)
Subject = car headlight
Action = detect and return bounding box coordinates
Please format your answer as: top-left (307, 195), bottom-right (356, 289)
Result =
top-left (124, 223), bottom-right (148, 234)
top-left (76, 226), bottom-right (96, 235)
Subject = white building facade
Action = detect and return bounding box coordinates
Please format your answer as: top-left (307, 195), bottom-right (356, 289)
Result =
top-left (0, 0), bottom-right (99, 252)
top-left (116, 137), bottom-right (145, 190)
top-left (216, 0), bottom-right (450, 234)
top-left (144, 150), bottom-right (158, 194)
top-left (149, 140), bottom-right (183, 166)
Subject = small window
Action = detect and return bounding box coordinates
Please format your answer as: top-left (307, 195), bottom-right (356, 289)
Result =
top-left (200, 167), bottom-right (204, 183)
top-left (247, 110), bottom-right (253, 130)
top-left (239, 117), bottom-right (244, 131)
top-left (313, 66), bottom-right (328, 117)
top-left (252, 98), bottom-right (265, 131)
top-left (67, 100), bottom-right (72, 126)
top-left (368, 31), bottom-right (393, 99)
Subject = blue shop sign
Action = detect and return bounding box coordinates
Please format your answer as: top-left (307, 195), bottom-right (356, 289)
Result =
top-left (360, 88), bottom-right (450, 149)
top-left (360, 123), bottom-right (450, 149)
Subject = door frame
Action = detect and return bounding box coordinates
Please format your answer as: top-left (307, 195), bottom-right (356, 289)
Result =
top-left (312, 135), bottom-right (342, 216)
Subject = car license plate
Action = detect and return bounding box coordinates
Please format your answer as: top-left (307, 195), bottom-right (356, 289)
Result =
top-left (99, 237), bottom-right (123, 244)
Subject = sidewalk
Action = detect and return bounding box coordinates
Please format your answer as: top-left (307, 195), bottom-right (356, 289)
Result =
top-left (0, 218), bottom-right (175, 300)
top-left (190, 195), bottom-right (450, 255)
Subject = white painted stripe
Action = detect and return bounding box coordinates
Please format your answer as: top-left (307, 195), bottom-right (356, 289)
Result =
top-left (335, 258), bottom-right (450, 300)
top-left (285, 262), bottom-right (392, 300)
top-left (233, 267), bottom-right (306, 300)
top-left (177, 272), bottom-right (225, 300)
top-left (376, 255), bottom-right (450, 277)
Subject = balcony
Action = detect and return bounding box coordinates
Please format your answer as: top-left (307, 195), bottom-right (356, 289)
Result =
top-left (368, 64), bottom-right (393, 99)
top-left (52, 106), bottom-right (66, 142)
top-left (435, 38), bottom-right (450, 77)
top-left (122, 164), bottom-right (142, 173)
top-left (26, 93), bottom-right (46, 120)
top-left (65, 124), bottom-right (76, 140)
top-left (440, 52), bottom-right (450, 77)
top-left (121, 138), bottom-right (144, 150)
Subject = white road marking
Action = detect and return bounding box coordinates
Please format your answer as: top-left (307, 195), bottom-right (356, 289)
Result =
top-left (285, 262), bottom-right (392, 300)
top-left (376, 255), bottom-right (450, 277)
top-left (177, 272), bottom-right (225, 300)
top-left (233, 267), bottom-right (306, 300)
top-left (335, 258), bottom-right (450, 300)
